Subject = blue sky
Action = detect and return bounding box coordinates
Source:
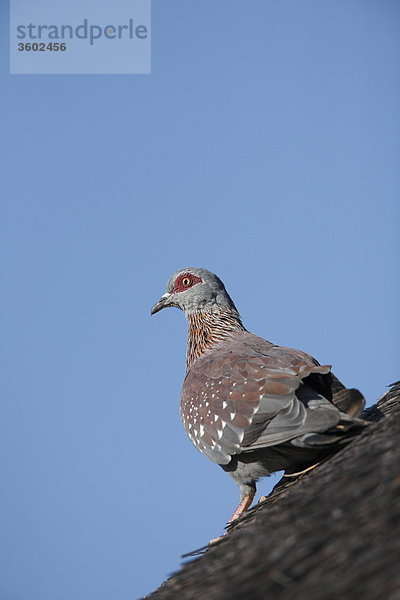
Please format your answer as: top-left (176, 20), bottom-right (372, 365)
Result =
top-left (1, 1), bottom-right (399, 599)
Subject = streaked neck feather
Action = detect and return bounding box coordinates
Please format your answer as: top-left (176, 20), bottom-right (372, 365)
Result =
top-left (186, 308), bottom-right (246, 371)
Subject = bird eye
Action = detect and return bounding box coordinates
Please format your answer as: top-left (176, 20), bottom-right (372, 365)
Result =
top-left (172, 272), bottom-right (202, 293)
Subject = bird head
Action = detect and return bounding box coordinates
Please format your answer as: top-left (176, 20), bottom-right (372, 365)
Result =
top-left (151, 268), bottom-right (238, 316)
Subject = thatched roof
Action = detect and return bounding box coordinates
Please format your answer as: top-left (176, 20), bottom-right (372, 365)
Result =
top-left (146, 382), bottom-right (400, 600)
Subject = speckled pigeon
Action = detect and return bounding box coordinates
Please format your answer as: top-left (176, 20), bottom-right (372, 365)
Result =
top-left (151, 268), bottom-right (366, 538)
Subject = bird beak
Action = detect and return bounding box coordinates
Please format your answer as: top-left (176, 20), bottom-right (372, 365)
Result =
top-left (151, 292), bottom-right (172, 315)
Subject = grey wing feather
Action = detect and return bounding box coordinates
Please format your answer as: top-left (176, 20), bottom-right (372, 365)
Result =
top-left (240, 385), bottom-right (341, 451)
top-left (180, 342), bottom-right (345, 465)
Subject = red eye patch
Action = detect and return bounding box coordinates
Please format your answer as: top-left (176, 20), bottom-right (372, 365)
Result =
top-left (173, 273), bottom-right (203, 293)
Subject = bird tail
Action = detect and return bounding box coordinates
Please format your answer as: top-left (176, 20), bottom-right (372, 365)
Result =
top-left (290, 410), bottom-right (368, 449)
top-left (332, 387), bottom-right (365, 418)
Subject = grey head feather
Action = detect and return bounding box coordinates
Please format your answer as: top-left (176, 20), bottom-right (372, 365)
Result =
top-left (152, 267), bottom-right (240, 316)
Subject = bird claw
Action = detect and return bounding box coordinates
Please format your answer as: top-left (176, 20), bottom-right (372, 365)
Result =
top-left (208, 532), bottom-right (227, 545)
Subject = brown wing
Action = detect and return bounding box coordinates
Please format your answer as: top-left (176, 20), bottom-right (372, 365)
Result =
top-left (180, 345), bottom-right (341, 465)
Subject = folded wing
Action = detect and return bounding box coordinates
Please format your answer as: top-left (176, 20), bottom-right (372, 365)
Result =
top-left (180, 344), bottom-right (354, 465)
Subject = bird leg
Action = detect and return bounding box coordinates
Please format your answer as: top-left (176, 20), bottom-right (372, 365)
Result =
top-left (227, 489), bottom-right (255, 523)
top-left (209, 488), bottom-right (255, 545)
top-left (283, 458), bottom-right (325, 477)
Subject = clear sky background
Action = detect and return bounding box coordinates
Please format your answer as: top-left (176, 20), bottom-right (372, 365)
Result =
top-left (1, 1), bottom-right (399, 599)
